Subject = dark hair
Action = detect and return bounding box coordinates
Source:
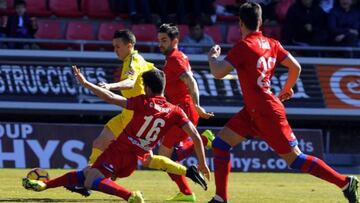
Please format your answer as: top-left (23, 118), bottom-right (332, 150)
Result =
top-left (158, 23), bottom-right (179, 40)
top-left (113, 29), bottom-right (136, 45)
top-left (142, 69), bottom-right (165, 94)
top-left (239, 2), bottom-right (262, 31)
top-left (15, 0), bottom-right (26, 7)
top-left (188, 20), bottom-right (204, 29)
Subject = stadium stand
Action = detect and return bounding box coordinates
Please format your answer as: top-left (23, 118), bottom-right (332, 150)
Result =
top-left (204, 25), bottom-right (223, 44)
top-left (226, 25), bottom-right (241, 44)
top-left (66, 21), bottom-right (95, 50)
top-left (97, 22), bottom-right (125, 41)
top-left (26, 0), bottom-right (51, 17)
top-left (5, 0), bottom-right (14, 15)
top-left (49, 0), bottom-right (82, 17)
top-left (178, 24), bottom-right (189, 41)
top-left (82, 0), bottom-right (115, 19)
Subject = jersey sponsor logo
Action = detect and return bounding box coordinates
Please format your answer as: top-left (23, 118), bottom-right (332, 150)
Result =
top-left (102, 162), bottom-right (115, 173)
top-left (127, 136), bottom-right (152, 151)
top-left (317, 65), bottom-right (360, 108)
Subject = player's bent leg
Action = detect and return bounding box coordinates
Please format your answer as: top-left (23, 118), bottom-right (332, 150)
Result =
top-left (157, 144), bottom-right (194, 201)
top-left (282, 147), bottom-right (357, 203)
top-left (85, 168), bottom-right (136, 201)
top-left (144, 155), bottom-right (187, 176)
top-left (210, 127), bottom-right (245, 203)
top-left (89, 126), bottom-right (115, 164)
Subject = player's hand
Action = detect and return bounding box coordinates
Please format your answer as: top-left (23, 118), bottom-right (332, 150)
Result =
top-left (198, 163), bottom-right (211, 181)
top-left (72, 65), bottom-right (88, 86)
top-left (195, 105), bottom-right (214, 119)
top-left (208, 44), bottom-right (221, 59)
top-left (98, 81), bottom-right (111, 90)
top-left (278, 88), bottom-right (294, 102)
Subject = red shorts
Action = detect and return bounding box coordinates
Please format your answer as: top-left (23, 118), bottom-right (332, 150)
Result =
top-left (92, 142), bottom-right (138, 178)
top-left (226, 108), bottom-right (297, 154)
top-left (162, 99), bottom-right (199, 148)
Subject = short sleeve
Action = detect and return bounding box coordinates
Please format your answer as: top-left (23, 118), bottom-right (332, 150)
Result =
top-left (125, 55), bottom-right (141, 81)
top-left (225, 42), bottom-right (245, 69)
top-left (167, 56), bottom-right (189, 79)
top-left (126, 95), bottom-right (146, 111)
top-left (275, 40), bottom-right (289, 63)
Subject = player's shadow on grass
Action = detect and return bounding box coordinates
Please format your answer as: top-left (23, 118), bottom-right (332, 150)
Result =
top-left (0, 198), bottom-right (120, 202)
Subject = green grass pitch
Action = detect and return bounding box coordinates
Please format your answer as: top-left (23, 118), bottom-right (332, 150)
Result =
top-left (0, 169), bottom-right (357, 202)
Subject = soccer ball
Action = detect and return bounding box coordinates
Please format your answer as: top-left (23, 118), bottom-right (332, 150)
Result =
top-left (26, 168), bottom-right (49, 181)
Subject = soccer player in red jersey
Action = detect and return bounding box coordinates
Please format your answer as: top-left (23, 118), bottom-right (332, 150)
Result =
top-left (152, 23), bottom-right (214, 201)
top-left (207, 2), bottom-right (359, 203)
top-left (22, 68), bottom-right (210, 203)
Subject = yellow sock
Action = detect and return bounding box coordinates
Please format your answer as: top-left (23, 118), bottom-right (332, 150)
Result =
top-left (148, 155), bottom-right (187, 176)
top-left (88, 148), bottom-right (103, 164)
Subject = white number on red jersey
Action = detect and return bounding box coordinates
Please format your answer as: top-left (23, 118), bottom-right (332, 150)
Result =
top-left (136, 115), bottom-right (165, 142)
top-left (256, 56), bottom-right (276, 93)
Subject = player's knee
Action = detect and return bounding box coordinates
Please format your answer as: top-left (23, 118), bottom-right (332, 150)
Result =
top-left (289, 153), bottom-right (307, 170)
top-left (83, 168), bottom-right (103, 189)
top-left (212, 136), bottom-right (231, 151)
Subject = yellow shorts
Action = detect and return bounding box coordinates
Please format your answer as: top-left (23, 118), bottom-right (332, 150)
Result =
top-left (105, 109), bottom-right (134, 138)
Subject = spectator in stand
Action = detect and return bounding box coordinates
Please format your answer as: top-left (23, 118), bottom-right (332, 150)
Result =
top-left (328, 0), bottom-right (360, 47)
top-left (5, 0), bottom-right (37, 49)
top-left (181, 21), bottom-right (215, 54)
top-left (282, 0), bottom-right (328, 46)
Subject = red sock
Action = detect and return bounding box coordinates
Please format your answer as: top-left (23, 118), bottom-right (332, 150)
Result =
top-left (301, 155), bottom-right (348, 188)
top-left (92, 178), bottom-right (132, 200)
top-left (168, 174), bottom-right (192, 195)
top-left (213, 147), bottom-right (231, 201)
top-left (45, 170), bottom-right (84, 188)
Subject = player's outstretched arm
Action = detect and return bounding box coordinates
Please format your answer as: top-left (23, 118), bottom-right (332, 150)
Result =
top-left (182, 122), bottom-right (211, 181)
top-left (98, 78), bottom-right (136, 91)
top-left (72, 65), bottom-right (127, 108)
top-left (208, 44), bottom-right (233, 79)
top-left (180, 71), bottom-right (214, 119)
top-left (278, 54), bottom-right (301, 102)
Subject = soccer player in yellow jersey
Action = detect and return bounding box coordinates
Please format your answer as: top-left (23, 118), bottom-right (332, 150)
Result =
top-left (88, 29), bottom-right (155, 163)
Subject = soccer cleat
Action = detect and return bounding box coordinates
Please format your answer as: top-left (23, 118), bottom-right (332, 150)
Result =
top-left (208, 197), bottom-right (229, 203)
top-left (185, 165), bottom-right (207, 191)
top-left (166, 192), bottom-right (196, 202)
top-left (64, 186), bottom-right (92, 197)
top-left (22, 178), bottom-right (47, 192)
top-left (128, 190), bottom-right (145, 203)
top-left (343, 176), bottom-right (359, 203)
top-left (201, 129), bottom-right (215, 149)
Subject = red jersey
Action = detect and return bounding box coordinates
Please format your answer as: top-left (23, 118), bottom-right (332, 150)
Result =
top-left (225, 31), bottom-right (289, 111)
top-left (114, 95), bottom-right (190, 159)
top-left (163, 48), bottom-right (192, 104)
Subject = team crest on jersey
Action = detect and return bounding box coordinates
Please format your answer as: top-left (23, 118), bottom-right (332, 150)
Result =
top-left (126, 69), bottom-right (135, 76)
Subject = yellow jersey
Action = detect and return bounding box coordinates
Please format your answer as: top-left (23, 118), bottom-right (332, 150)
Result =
top-left (106, 50), bottom-right (155, 137)
top-left (120, 50), bottom-right (155, 98)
